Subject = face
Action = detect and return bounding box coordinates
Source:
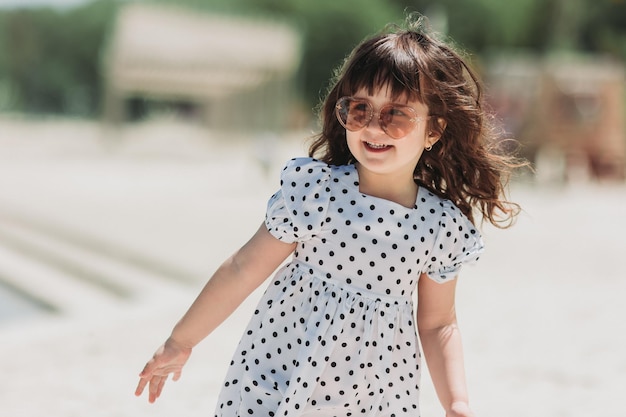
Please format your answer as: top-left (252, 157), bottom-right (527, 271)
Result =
top-left (342, 86), bottom-right (436, 181)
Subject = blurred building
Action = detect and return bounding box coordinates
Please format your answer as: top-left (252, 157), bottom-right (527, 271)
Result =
top-left (487, 54), bottom-right (625, 182)
top-left (101, 3), bottom-right (302, 132)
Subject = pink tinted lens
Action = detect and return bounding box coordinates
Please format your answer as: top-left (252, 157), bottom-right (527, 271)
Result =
top-left (336, 98), bottom-right (371, 130)
top-left (336, 97), bottom-right (418, 139)
top-left (379, 105), bottom-right (416, 138)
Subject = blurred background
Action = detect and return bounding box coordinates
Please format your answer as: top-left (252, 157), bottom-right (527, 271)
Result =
top-left (0, 1), bottom-right (624, 416)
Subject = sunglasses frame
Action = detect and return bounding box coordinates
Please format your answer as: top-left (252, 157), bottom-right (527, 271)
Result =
top-left (335, 96), bottom-right (431, 139)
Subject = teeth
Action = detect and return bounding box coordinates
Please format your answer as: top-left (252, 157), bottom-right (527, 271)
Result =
top-left (366, 142), bottom-right (388, 149)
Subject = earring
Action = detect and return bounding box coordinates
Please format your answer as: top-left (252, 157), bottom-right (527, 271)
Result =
top-left (425, 144), bottom-right (432, 151)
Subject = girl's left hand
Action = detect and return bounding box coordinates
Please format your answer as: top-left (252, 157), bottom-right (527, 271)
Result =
top-left (135, 337), bottom-right (192, 403)
top-left (446, 401), bottom-right (475, 417)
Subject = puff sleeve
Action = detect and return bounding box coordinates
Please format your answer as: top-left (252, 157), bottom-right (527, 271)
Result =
top-left (425, 200), bottom-right (485, 283)
top-left (265, 157), bottom-right (332, 243)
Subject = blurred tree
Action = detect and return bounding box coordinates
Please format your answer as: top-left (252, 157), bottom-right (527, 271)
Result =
top-left (0, 0), bottom-right (624, 117)
top-left (0, 0), bottom-right (119, 115)
top-left (263, 0), bottom-right (403, 107)
top-left (581, 0), bottom-right (626, 59)
top-left (390, 0), bottom-right (626, 56)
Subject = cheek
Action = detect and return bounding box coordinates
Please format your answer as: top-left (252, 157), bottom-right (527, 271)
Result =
top-left (345, 132), bottom-right (360, 150)
top-left (337, 132), bottom-right (357, 160)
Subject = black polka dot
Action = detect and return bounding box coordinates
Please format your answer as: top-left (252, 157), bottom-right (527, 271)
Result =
top-left (218, 158), bottom-right (483, 416)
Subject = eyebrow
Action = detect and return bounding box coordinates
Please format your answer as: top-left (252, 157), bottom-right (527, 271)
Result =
top-left (351, 96), bottom-right (415, 107)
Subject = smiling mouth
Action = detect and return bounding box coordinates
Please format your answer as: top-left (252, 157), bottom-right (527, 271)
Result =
top-left (365, 141), bottom-right (391, 150)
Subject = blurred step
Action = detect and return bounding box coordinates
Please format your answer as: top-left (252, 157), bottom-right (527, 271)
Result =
top-left (0, 243), bottom-right (123, 315)
top-left (0, 208), bottom-right (202, 285)
top-left (0, 217), bottom-right (192, 312)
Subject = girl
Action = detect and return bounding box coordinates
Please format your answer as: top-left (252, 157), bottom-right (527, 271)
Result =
top-left (135, 17), bottom-right (520, 417)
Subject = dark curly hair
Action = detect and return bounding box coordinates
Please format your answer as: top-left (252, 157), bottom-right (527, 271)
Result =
top-left (308, 16), bottom-right (524, 227)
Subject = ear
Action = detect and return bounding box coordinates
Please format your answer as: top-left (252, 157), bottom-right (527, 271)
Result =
top-left (427, 117), bottom-right (447, 147)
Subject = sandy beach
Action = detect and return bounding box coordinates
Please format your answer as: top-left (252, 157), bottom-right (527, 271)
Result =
top-left (0, 117), bottom-right (624, 417)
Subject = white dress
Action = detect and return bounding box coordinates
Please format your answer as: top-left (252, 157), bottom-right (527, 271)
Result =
top-left (214, 158), bottom-right (484, 417)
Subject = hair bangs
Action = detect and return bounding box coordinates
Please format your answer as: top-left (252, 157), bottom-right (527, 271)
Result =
top-left (340, 36), bottom-right (427, 103)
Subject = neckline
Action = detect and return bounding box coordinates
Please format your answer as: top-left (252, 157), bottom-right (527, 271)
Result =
top-left (339, 164), bottom-right (420, 210)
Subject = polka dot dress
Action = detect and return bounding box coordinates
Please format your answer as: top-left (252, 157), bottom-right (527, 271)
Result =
top-left (214, 158), bottom-right (484, 417)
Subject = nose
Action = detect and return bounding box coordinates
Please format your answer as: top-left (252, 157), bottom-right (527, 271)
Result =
top-left (366, 110), bottom-right (386, 133)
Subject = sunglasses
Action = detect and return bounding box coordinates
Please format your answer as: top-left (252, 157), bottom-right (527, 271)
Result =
top-left (335, 96), bottom-right (431, 139)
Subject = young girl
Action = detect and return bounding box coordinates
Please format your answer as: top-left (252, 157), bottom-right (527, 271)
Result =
top-left (136, 18), bottom-right (520, 417)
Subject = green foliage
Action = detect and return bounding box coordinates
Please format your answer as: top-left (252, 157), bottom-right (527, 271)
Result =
top-left (276, 0), bottom-right (404, 105)
top-left (0, 0), bottom-right (624, 116)
top-left (393, 0), bottom-right (626, 54)
top-left (581, 0), bottom-right (626, 59)
top-left (0, 0), bottom-right (119, 115)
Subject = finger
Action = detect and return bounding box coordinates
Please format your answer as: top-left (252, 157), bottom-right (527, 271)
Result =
top-left (148, 375), bottom-right (167, 403)
top-left (148, 376), bottom-right (160, 403)
top-left (172, 370), bottom-right (182, 382)
top-left (135, 377), bottom-right (149, 397)
top-left (155, 375), bottom-right (167, 399)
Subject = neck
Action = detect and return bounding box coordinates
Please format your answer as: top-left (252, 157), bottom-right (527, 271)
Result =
top-left (355, 164), bottom-right (418, 208)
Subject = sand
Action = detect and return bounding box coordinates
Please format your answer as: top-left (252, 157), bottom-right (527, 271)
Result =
top-left (0, 117), bottom-right (624, 417)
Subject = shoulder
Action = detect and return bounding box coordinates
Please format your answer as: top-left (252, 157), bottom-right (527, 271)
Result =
top-left (274, 157), bottom-right (337, 208)
top-left (280, 157), bottom-right (330, 179)
top-left (419, 188), bottom-right (481, 242)
top-left (420, 189), bottom-right (475, 225)
top-left (422, 190), bottom-right (484, 282)
top-left (279, 157), bottom-right (351, 190)
top-left (266, 158), bottom-right (335, 242)
top-left (439, 199), bottom-right (479, 239)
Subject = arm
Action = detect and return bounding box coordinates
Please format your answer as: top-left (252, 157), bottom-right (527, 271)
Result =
top-left (417, 273), bottom-right (474, 417)
top-left (170, 222), bottom-right (296, 347)
top-left (136, 222), bottom-right (296, 402)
